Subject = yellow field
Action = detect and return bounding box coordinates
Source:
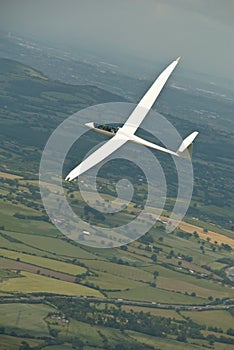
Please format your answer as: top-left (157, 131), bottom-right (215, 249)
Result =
top-left (0, 248), bottom-right (86, 275)
top-left (0, 171), bottom-right (22, 179)
top-left (0, 271), bottom-right (102, 296)
top-left (180, 222), bottom-right (234, 248)
top-left (160, 216), bottom-right (234, 248)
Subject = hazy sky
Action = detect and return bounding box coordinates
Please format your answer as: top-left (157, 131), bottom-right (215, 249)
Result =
top-left (1, 0), bottom-right (234, 80)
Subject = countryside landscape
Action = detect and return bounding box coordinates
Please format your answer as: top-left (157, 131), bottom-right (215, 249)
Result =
top-left (0, 30), bottom-right (234, 350)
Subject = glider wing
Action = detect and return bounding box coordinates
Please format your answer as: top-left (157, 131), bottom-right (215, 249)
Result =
top-left (122, 57), bottom-right (180, 134)
top-left (65, 135), bottom-right (128, 181)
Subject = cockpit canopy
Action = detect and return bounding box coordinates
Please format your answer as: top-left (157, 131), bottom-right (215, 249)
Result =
top-left (94, 123), bottom-right (120, 134)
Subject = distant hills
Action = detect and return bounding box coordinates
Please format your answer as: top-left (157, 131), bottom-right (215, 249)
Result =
top-left (0, 57), bottom-right (126, 169)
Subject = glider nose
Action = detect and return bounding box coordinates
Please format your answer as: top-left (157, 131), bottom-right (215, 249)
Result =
top-left (85, 122), bottom-right (95, 129)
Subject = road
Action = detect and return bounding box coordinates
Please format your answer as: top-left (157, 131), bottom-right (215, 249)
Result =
top-left (1, 295), bottom-right (233, 312)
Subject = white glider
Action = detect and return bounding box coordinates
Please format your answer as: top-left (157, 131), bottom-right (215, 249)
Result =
top-left (65, 58), bottom-right (198, 181)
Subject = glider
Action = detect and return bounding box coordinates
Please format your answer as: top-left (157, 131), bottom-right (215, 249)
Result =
top-left (65, 57), bottom-right (198, 181)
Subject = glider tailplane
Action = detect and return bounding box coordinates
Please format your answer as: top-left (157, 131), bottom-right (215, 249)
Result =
top-left (176, 131), bottom-right (199, 159)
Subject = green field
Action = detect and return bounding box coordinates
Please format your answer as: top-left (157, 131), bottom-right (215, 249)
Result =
top-left (43, 345), bottom-right (74, 350)
top-left (82, 259), bottom-right (153, 281)
top-left (181, 309), bottom-right (234, 332)
top-left (0, 303), bottom-right (53, 336)
top-left (0, 233), bottom-right (55, 257)
top-left (128, 331), bottom-right (201, 350)
top-left (0, 271), bottom-right (103, 296)
top-left (0, 335), bottom-right (43, 350)
top-left (4, 231), bottom-right (98, 259)
top-left (0, 201), bottom-right (58, 237)
top-left (0, 248), bottom-right (86, 275)
top-left (108, 284), bottom-right (206, 304)
top-left (127, 330), bottom-right (234, 350)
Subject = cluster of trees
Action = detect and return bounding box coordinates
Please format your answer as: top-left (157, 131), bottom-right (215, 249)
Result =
top-left (1, 190), bottom-right (43, 212)
top-left (13, 212), bottom-right (50, 222)
top-left (176, 230), bottom-right (192, 239)
top-left (45, 299), bottom-right (182, 340)
top-left (84, 204), bottom-right (105, 222)
top-left (45, 297), bottom-right (234, 347)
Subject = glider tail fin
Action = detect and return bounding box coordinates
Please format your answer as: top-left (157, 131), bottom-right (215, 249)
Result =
top-left (176, 131), bottom-right (199, 159)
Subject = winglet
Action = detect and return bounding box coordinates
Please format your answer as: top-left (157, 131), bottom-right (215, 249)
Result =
top-left (176, 131), bottom-right (199, 159)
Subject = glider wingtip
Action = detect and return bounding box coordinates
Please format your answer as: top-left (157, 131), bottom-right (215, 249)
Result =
top-left (65, 174), bottom-right (74, 181)
top-left (176, 56), bottom-right (181, 63)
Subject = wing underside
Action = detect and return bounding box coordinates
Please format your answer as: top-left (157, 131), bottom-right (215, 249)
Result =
top-left (65, 136), bottom-right (128, 181)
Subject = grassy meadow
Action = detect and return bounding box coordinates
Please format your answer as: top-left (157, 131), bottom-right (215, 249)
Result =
top-left (0, 248), bottom-right (86, 275)
top-left (181, 309), bottom-right (234, 332)
top-left (0, 303), bottom-right (52, 336)
top-left (0, 335), bottom-right (43, 350)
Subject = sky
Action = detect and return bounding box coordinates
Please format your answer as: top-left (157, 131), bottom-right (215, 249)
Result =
top-left (0, 0), bottom-right (234, 81)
